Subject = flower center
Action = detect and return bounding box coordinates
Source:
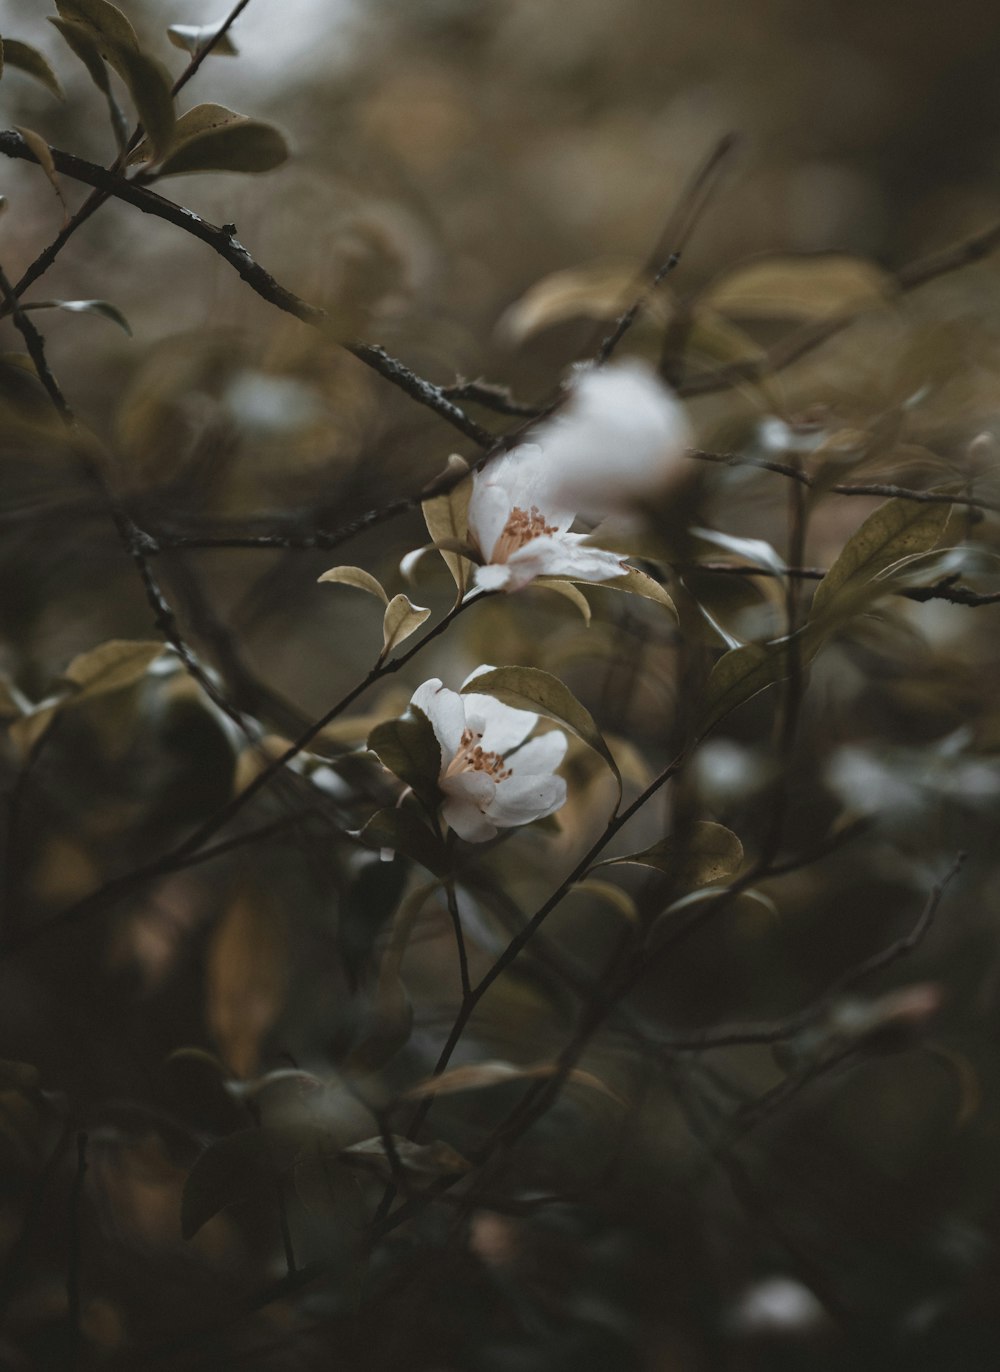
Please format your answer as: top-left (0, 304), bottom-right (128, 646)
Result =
top-left (491, 505), bottom-right (558, 563)
top-left (444, 728), bottom-right (512, 782)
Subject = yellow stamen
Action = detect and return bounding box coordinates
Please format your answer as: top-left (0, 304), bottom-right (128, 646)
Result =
top-left (444, 727), bottom-right (512, 782)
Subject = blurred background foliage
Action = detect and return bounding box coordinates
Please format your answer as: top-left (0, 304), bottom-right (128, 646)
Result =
top-left (3, 0), bottom-right (1000, 1368)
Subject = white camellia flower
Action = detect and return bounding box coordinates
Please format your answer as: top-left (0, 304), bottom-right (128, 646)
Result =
top-left (467, 443), bottom-right (625, 593)
top-left (410, 669), bottom-right (568, 842)
top-left (466, 360), bottom-right (690, 592)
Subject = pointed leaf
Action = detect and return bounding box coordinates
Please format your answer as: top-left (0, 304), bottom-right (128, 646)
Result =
top-left (23, 298), bottom-right (132, 335)
top-left (54, 0), bottom-right (139, 54)
top-left (206, 892), bottom-right (288, 1078)
top-left (367, 705), bottom-right (442, 807)
top-left (381, 594), bottom-right (431, 657)
top-left (497, 259), bottom-right (665, 342)
top-left (593, 820), bottom-right (744, 888)
top-left (570, 877), bottom-right (638, 923)
top-left (535, 578), bottom-right (591, 624)
top-left (697, 632), bottom-right (817, 736)
top-left (15, 127), bottom-right (67, 218)
top-left (357, 807), bottom-right (448, 877)
top-left (113, 45), bottom-right (175, 161)
top-left (810, 497), bottom-right (953, 626)
top-left (596, 563), bottom-right (676, 614)
top-left (461, 666), bottom-right (621, 800)
top-left (48, 17), bottom-right (129, 150)
top-left (1, 39), bottom-right (64, 99)
top-left (317, 565), bottom-right (388, 603)
top-left (167, 20), bottom-right (239, 57)
top-left (182, 1125), bottom-right (318, 1239)
top-left (62, 639), bottom-right (162, 697)
top-left (422, 454), bottom-right (473, 593)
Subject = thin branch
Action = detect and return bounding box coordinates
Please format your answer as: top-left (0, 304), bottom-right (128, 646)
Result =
top-left (0, 131), bottom-right (493, 448)
top-left (66, 1132), bottom-right (88, 1372)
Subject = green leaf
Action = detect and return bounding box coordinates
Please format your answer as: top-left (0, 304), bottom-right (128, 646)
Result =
top-left (569, 877), bottom-right (638, 923)
top-left (367, 705), bottom-right (442, 808)
top-left (700, 253), bottom-right (894, 322)
top-left (23, 298), bottom-right (132, 335)
top-left (61, 639), bottom-right (162, 697)
top-left (48, 17), bottom-right (129, 151)
top-left (167, 20), bottom-right (239, 57)
top-left (461, 666), bottom-right (621, 801)
top-left (1, 38), bottom-right (64, 99)
top-left (54, 0), bottom-right (139, 54)
top-left (338, 856), bottom-right (409, 988)
top-left (182, 1125), bottom-right (318, 1239)
top-left (596, 563), bottom-right (676, 615)
top-left (381, 594), bottom-right (431, 658)
top-left (15, 126), bottom-right (68, 218)
top-left (535, 578), bottom-right (591, 624)
top-left (113, 45), bottom-right (175, 162)
top-left (153, 108), bottom-right (288, 176)
top-left (317, 564), bottom-right (388, 602)
top-left (593, 820), bottom-right (744, 887)
top-left (421, 454), bottom-right (473, 594)
top-left (357, 807), bottom-right (448, 877)
top-left (697, 633), bottom-right (815, 736)
top-left (809, 497), bottom-right (954, 626)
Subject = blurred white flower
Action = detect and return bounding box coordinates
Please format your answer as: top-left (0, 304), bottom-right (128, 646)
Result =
top-left (411, 669), bottom-right (567, 842)
top-left (467, 443), bottom-right (624, 592)
top-left (540, 359), bottom-right (692, 516)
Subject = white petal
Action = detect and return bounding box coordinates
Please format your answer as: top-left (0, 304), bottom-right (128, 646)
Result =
top-left (473, 562), bottom-right (514, 592)
top-left (463, 694), bottom-right (538, 754)
top-left (409, 679), bottom-right (465, 763)
top-left (468, 444), bottom-right (574, 561)
top-left (503, 533), bottom-right (624, 589)
top-left (466, 483), bottom-right (512, 563)
top-left (486, 773), bottom-right (567, 826)
top-left (506, 729), bottom-right (568, 775)
top-left (442, 768), bottom-right (497, 809)
top-left (442, 797), bottom-right (498, 842)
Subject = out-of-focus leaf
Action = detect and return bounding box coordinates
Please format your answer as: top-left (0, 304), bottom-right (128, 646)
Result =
top-left (570, 878), bottom-right (638, 923)
top-left (62, 640), bottom-right (162, 697)
top-left (692, 526), bottom-right (786, 578)
top-left (14, 127), bottom-right (67, 218)
top-left (535, 578), bottom-right (592, 624)
top-left (338, 856), bottom-right (409, 989)
top-left (357, 807), bottom-right (448, 877)
top-left (701, 253), bottom-right (894, 322)
top-left (810, 497), bottom-right (953, 626)
top-left (594, 820), bottom-right (744, 886)
top-left (0, 1089), bottom-right (40, 1165)
top-left (421, 454), bottom-right (473, 594)
top-left (181, 1124), bottom-right (318, 1239)
top-left (368, 705), bottom-right (442, 807)
top-left (1, 38), bottom-right (64, 99)
top-left (206, 892), bottom-right (288, 1078)
top-left (23, 298), bottom-right (132, 335)
top-left (153, 108), bottom-right (288, 176)
top-left (497, 260), bottom-right (662, 343)
top-left (340, 1135), bottom-right (471, 1181)
top-left (0, 677), bottom-right (29, 719)
top-left (404, 1059), bottom-right (623, 1105)
top-left (317, 564), bottom-right (388, 602)
top-left (0, 1059), bottom-right (40, 1092)
top-left (461, 666), bottom-right (621, 802)
top-left (649, 885), bottom-right (778, 950)
top-left (167, 20), bottom-right (239, 57)
top-left (381, 594), bottom-right (431, 658)
top-left (48, 18), bottom-right (129, 151)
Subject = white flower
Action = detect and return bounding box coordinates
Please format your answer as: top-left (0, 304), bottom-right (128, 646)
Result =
top-left (465, 361), bottom-right (690, 592)
top-left (410, 669), bottom-right (568, 842)
top-left (467, 443), bottom-right (625, 593)
top-left (539, 359), bottom-right (692, 517)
